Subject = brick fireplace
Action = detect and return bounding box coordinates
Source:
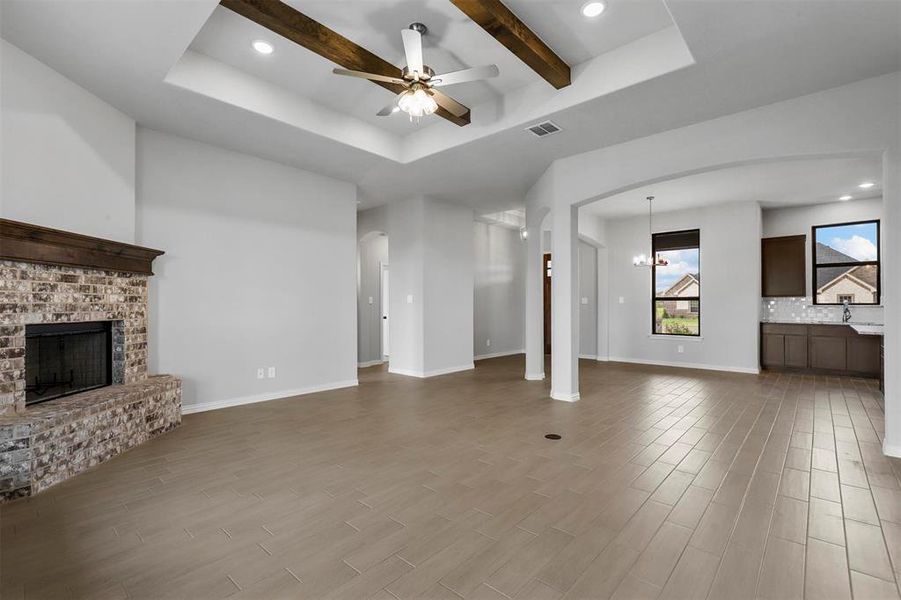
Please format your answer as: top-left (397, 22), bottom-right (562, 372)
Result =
top-left (0, 220), bottom-right (181, 501)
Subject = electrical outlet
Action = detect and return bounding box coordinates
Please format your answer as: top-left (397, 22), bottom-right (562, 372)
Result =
top-left (268, 366), bottom-right (276, 378)
top-left (486, 339), bottom-right (491, 347)
top-left (677, 345), bottom-right (684, 353)
top-left (368, 296), bottom-right (373, 305)
top-left (256, 368), bottom-right (265, 379)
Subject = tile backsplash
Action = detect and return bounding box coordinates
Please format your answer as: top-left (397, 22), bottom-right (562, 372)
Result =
top-left (761, 297), bottom-right (884, 324)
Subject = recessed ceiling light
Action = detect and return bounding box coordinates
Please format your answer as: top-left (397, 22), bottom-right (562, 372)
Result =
top-left (858, 181), bottom-right (875, 189)
top-left (839, 195), bottom-right (853, 201)
top-left (581, 1), bottom-right (606, 18)
top-left (252, 40), bottom-right (274, 55)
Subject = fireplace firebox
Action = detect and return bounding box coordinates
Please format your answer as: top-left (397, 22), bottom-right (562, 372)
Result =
top-left (24, 321), bottom-right (117, 406)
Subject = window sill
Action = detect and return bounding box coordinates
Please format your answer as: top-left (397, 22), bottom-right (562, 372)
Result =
top-left (647, 334), bottom-right (704, 341)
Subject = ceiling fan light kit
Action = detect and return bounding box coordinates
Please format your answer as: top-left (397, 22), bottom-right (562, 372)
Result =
top-left (332, 23), bottom-right (499, 123)
top-left (397, 84), bottom-right (439, 121)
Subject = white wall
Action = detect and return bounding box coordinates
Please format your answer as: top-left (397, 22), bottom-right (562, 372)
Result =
top-left (604, 201), bottom-right (762, 373)
top-left (579, 241), bottom-right (598, 358)
top-left (386, 196), bottom-right (474, 377)
top-left (358, 233), bottom-right (388, 366)
top-left (386, 198), bottom-right (426, 376)
top-left (474, 222), bottom-right (524, 358)
top-left (0, 39), bottom-right (136, 242)
top-left (423, 199), bottom-right (475, 374)
top-left (135, 128), bottom-right (358, 412)
top-left (763, 198), bottom-right (884, 298)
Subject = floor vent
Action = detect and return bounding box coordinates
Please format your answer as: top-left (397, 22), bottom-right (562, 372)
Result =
top-left (526, 121), bottom-right (562, 138)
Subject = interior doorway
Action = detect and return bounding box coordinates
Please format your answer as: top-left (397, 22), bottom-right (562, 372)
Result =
top-left (543, 253), bottom-right (552, 354)
top-left (380, 263), bottom-right (389, 360)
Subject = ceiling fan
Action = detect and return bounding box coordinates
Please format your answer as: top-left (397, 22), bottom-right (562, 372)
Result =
top-left (332, 23), bottom-right (499, 122)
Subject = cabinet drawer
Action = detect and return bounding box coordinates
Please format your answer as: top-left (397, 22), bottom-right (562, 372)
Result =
top-left (761, 323), bottom-right (808, 336)
top-left (808, 324), bottom-right (852, 337)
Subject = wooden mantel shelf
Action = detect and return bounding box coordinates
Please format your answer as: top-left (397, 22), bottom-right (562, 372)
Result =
top-left (0, 219), bottom-right (164, 275)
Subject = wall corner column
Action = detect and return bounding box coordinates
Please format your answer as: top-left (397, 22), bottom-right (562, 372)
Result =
top-left (550, 203), bottom-right (580, 401)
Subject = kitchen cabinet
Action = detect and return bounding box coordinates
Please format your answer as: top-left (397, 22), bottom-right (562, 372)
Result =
top-left (760, 323), bottom-right (881, 377)
top-left (784, 335), bottom-right (808, 368)
top-left (809, 335), bottom-right (847, 371)
top-left (847, 337), bottom-right (881, 375)
top-left (761, 333), bottom-right (785, 367)
top-left (761, 235), bottom-right (806, 297)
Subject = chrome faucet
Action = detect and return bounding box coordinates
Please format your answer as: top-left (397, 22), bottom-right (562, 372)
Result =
top-left (842, 299), bottom-right (852, 323)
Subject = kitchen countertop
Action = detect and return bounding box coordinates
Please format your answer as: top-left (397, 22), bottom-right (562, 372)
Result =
top-left (760, 320), bottom-right (884, 335)
top-left (849, 324), bottom-right (884, 336)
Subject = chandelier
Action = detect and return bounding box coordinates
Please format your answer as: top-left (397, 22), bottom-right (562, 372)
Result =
top-left (633, 196), bottom-right (669, 268)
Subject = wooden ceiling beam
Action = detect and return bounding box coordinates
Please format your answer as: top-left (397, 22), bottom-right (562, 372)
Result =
top-left (219, 0), bottom-right (470, 126)
top-left (450, 0), bottom-right (571, 89)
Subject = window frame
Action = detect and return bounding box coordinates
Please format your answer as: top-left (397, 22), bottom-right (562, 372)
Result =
top-left (811, 219), bottom-right (881, 306)
top-left (651, 228), bottom-right (701, 337)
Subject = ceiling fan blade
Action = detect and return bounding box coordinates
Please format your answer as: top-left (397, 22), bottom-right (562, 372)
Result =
top-left (332, 68), bottom-right (405, 85)
top-left (430, 90), bottom-right (469, 118)
top-left (431, 65), bottom-right (499, 87)
top-left (401, 28), bottom-right (424, 75)
top-left (376, 93), bottom-right (405, 116)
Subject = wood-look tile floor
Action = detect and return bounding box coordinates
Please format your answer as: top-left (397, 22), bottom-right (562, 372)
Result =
top-left (3, 356), bottom-right (900, 600)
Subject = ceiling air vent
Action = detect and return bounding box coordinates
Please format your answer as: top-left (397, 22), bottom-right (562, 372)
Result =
top-left (526, 120), bottom-right (562, 138)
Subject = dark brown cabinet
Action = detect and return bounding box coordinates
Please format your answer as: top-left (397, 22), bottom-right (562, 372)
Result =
top-left (809, 335), bottom-right (847, 371)
top-left (760, 323), bottom-right (881, 377)
top-left (784, 335), bottom-right (808, 368)
top-left (762, 333), bottom-right (785, 367)
top-left (761, 235), bottom-right (806, 297)
top-left (847, 337), bottom-right (881, 375)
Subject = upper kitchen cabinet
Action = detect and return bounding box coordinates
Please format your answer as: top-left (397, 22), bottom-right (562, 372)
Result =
top-left (762, 235), bottom-right (806, 297)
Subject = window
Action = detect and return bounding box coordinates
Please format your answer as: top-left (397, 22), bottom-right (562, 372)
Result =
top-left (812, 220), bottom-right (880, 305)
top-left (652, 229), bottom-right (700, 336)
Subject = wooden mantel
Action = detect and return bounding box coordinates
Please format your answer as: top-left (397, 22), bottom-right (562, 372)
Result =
top-left (0, 219), bottom-right (164, 275)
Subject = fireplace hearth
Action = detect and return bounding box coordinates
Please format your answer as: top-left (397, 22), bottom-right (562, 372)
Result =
top-left (25, 321), bottom-right (125, 406)
top-left (1, 220), bottom-right (179, 502)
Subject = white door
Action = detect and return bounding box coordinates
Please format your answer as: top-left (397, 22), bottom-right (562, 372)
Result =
top-left (380, 264), bottom-right (389, 358)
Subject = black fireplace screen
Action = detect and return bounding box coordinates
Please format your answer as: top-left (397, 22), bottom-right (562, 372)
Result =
top-left (25, 321), bottom-right (113, 405)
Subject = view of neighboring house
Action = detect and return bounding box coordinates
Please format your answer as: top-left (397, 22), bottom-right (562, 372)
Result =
top-left (815, 242), bottom-right (879, 303)
top-left (660, 273), bottom-right (700, 316)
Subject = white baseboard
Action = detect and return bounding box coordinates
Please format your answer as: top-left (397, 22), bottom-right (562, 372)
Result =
top-left (182, 379), bottom-right (359, 414)
top-left (474, 349), bottom-right (525, 361)
top-left (579, 354), bottom-right (597, 360)
top-left (884, 441), bottom-right (901, 459)
top-left (388, 363), bottom-right (475, 378)
top-left (358, 359), bottom-right (385, 368)
top-left (607, 356), bottom-right (759, 375)
top-left (525, 372), bottom-right (545, 381)
top-left (551, 390), bottom-right (580, 402)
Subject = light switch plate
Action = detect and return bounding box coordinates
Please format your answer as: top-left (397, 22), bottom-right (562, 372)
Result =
top-left (268, 366), bottom-right (276, 378)
top-left (368, 296), bottom-right (373, 305)
top-left (619, 296), bottom-right (625, 304)
top-left (406, 294), bottom-right (414, 304)
top-left (256, 368), bottom-right (265, 379)
top-left (581, 297), bottom-right (588, 305)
